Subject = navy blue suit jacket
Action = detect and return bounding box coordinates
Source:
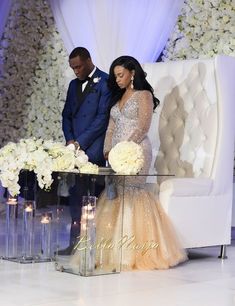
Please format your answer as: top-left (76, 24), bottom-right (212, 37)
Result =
top-left (62, 68), bottom-right (111, 166)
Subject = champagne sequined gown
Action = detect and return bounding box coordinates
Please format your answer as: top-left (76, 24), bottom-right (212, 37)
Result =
top-left (74, 90), bottom-right (187, 271)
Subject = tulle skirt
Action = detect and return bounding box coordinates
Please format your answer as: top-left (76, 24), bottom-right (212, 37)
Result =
top-left (94, 186), bottom-right (187, 271)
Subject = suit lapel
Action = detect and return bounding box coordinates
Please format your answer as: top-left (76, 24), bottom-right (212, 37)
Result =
top-left (73, 69), bottom-right (102, 116)
top-left (82, 68), bottom-right (102, 97)
top-left (82, 76), bottom-right (95, 98)
top-left (73, 79), bottom-right (83, 115)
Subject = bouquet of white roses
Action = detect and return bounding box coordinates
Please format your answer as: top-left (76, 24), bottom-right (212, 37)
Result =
top-left (108, 141), bottom-right (144, 175)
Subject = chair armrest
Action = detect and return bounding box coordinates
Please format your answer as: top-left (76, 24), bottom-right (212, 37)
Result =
top-left (160, 178), bottom-right (213, 197)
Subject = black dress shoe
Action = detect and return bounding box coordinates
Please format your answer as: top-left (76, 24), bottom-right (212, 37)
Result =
top-left (57, 244), bottom-right (75, 256)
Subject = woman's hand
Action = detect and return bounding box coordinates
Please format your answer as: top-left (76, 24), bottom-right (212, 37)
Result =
top-left (104, 152), bottom-right (109, 160)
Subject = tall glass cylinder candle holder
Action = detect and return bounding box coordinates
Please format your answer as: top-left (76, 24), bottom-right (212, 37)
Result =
top-left (22, 200), bottom-right (35, 260)
top-left (78, 195), bottom-right (96, 276)
top-left (55, 206), bottom-right (64, 253)
top-left (5, 193), bottom-right (18, 259)
top-left (40, 211), bottom-right (53, 260)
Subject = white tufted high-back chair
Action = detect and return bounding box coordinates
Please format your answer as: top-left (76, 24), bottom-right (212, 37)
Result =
top-left (143, 55), bottom-right (235, 251)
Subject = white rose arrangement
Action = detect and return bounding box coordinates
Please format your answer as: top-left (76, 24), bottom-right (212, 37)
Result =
top-left (79, 162), bottom-right (99, 174)
top-left (108, 141), bottom-right (144, 175)
top-left (0, 138), bottom-right (98, 196)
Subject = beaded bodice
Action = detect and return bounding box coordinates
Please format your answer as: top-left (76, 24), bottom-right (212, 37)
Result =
top-left (104, 90), bottom-right (154, 183)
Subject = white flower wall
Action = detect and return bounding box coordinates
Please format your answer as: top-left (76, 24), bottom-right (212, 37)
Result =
top-left (162, 0), bottom-right (235, 61)
top-left (0, 0), bottom-right (70, 147)
top-left (0, 0), bottom-right (234, 148)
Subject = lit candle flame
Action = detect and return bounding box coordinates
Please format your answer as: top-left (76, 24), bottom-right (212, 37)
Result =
top-left (25, 205), bottom-right (33, 212)
top-left (7, 197), bottom-right (17, 205)
top-left (41, 216), bottom-right (50, 224)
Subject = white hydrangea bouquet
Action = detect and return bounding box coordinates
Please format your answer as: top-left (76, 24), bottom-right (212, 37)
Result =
top-left (108, 141), bottom-right (144, 175)
top-left (0, 138), bottom-right (98, 196)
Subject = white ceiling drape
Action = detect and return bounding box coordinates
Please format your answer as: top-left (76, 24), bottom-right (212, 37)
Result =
top-left (0, 0), bottom-right (12, 40)
top-left (49, 0), bottom-right (183, 71)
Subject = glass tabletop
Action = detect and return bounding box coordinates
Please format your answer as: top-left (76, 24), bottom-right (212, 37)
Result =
top-left (56, 168), bottom-right (174, 177)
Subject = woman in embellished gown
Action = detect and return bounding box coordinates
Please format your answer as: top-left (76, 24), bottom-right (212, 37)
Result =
top-left (93, 56), bottom-right (187, 271)
top-left (71, 56), bottom-right (187, 271)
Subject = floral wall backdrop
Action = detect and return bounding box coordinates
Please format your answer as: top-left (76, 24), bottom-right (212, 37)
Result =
top-left (162, 0), bottom-right (235, 61)
top-left (0, 0), bottom-right (234, 148)
top-left (0, 0), bottom-right (70, 147)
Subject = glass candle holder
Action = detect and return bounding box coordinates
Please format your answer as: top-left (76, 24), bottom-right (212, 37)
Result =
top-left (22, 200), bottom-right (35, 259)
top-left (5, 193), bottom-right (18, 258)
top-left (78, 196), bottom-right (96, 276)
top-left (40, 211), bottom-right (53, 260)
top-left (55, 206), bottom-right (64, 253)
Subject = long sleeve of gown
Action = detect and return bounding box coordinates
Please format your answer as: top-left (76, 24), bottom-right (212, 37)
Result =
top-left (104, 115), bottom-right (115, 155)
top-left (128, 90), bottom-right (153, 143)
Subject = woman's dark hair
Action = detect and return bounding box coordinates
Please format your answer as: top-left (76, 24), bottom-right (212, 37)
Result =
top-left (108, 55), bottom-right (159, 110)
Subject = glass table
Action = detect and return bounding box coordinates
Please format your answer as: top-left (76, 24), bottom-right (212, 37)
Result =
top-left (0, 169), bottom-right (172, 274)
top-left (54, 169), bottom-right (173, 276)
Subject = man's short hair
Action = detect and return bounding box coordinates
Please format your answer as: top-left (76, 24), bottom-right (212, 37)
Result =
top-left (69, 47), bottom-right (91, 61)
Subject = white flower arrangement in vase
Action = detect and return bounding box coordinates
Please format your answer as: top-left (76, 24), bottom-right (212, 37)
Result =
top-left (0, 138), bottom-right (98, 196)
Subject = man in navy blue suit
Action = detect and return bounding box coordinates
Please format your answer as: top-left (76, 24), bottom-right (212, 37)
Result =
top-left (60, 47), bottom-right (112, 254)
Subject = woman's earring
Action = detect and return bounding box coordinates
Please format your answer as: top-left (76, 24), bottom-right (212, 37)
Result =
top-left (131, 76), bottom-right (134, 89)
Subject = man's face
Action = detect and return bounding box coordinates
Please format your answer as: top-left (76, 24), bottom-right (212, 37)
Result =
top-left (69, 55), bottom-right (91, 80)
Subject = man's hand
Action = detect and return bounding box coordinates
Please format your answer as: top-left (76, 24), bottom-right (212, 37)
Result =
top-left (66, 140), bottom-right (75, 146)
top-left (66, 140), bottom-right (80, 151)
